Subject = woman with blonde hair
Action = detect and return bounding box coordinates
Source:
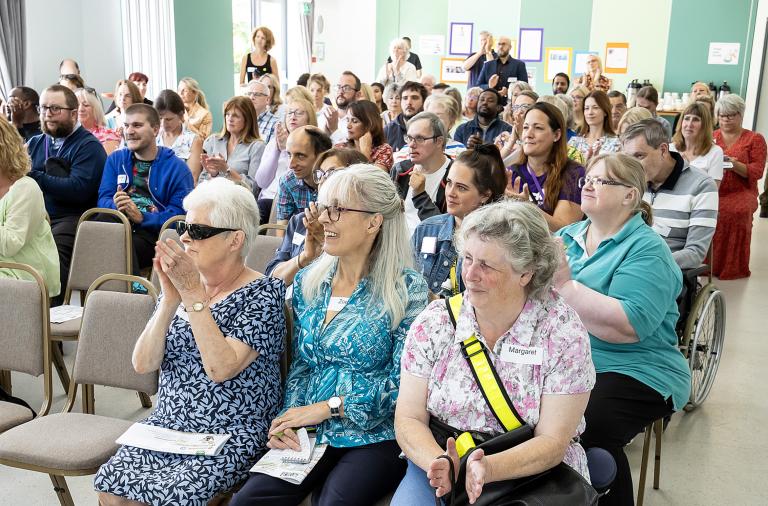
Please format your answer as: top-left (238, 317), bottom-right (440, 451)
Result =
top-left (616, 106), bottom-right (653, 135)
top-left (285, 85), bottom-right (314, 106)
top-left (178, 77), bottom-right (212, 138)
top-left (239, 26), bottom-right (279, 85)
top-left (75, 87), bottom-right (120, 155)
top-left (569, 85), bottom-right (590, 132)
top-left (575, 55), bottom-right (612, 92)
top-left (462, 86), bottom-right (481, 122)
top-left (670, 101), bottom-right (723, 185)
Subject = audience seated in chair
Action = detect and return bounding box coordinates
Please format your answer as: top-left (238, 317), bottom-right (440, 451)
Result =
top-left (95, 177), bottom-right (286, 505)
top-left (3, 86), bottom-right (42, 142)
top-left (75, 87), bottom-right (121, 155)
top-left (246, 78), bottom-right (279, 144)
top-left (334, 100), bottom-right (393, 171)
top-left (384, 81), bottom-right (427, 151)
top-left (326, 71), bottom-right (362, 144)
top-left (178, 77), bottom-right (213, 139)
top-left (155, 89), bottom-right (203, 183)
top-left (454, 88), bottom-right (512, 148)
top-left (670, 102), bottom-right (723, 186)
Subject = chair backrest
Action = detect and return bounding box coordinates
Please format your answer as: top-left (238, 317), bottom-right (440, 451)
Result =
top-left (268, 198), bottom-right (279, 225)
top-left (71, 275), bottom-right (159, 397)
top-left (150, 228), bottom-right (183, 291)
top-left (0, 262), bottom-right (52, 415)
top-left (65, 208), bottom-right (132, 298)
top-left (246, 234), bottom-right (284, 273)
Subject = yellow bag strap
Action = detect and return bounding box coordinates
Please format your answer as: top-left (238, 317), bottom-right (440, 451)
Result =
top-left (449, 259), bottom-right (459, 296)
top-left (446, 294), bottom-right (525, 432)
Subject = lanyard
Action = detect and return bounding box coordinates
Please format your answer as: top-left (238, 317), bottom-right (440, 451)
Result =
top-left (525, 164), bottom-right (545, 204)
top-left (449, 258), bottom-right (459, 296)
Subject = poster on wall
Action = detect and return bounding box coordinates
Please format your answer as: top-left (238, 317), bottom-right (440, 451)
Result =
top-left (518, 28), bottom-right (544, 62)
top-left (708, 42), bottom-right (740, 65)
top-left (449, 22), bottom-right (474, 56)
top-left (440, 57), bottom-right (469, 84)
top-left (419, 35), bottom-right (445, 56)
top-left (544, 47), bottom-right (572, 81)
top-left (573, 51), bottom-right (598, 76)
top-left (604, 42), bottom-right (629, 73)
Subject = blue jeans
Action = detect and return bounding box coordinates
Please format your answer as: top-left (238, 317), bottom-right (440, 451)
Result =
top-left (391, 459), bottom-right (446, 506)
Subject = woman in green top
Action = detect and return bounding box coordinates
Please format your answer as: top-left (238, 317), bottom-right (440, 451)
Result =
top-left (0, 118), bottom-right (60, 296)
top-left (553, 152), bottom-right (690, 506)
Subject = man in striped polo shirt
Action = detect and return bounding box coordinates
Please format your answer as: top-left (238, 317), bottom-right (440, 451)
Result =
top-left (622, 119), bottom-right (718, 269)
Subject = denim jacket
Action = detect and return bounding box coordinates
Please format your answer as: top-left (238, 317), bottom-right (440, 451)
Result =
top-left (411, 213), bottom-right (463, 297)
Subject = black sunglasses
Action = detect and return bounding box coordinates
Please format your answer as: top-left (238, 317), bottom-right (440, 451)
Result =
top-left (176, 221), bottom-right (238, 240)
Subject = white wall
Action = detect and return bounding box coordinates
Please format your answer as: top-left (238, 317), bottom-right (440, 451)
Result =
top-left (25, 0), bottom-right (124, 98)
top-left (310, 0), bottom-right (377, 84)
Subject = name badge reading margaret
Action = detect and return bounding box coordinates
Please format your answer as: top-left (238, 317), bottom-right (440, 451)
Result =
top-left (327, 296), bottom-right (349, 312)
top-left (500, 343), bottom-right (543, 365)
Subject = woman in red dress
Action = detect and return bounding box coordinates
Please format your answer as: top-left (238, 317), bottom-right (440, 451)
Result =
top-left (712, 94), bottom-right (767, 279)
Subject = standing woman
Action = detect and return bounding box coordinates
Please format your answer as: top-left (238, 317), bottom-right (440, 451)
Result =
top-left (255, 97), bottom-right (317, 224)
top-left (575, 55), bottom-right (612, 92)
top-left (239, 26), bottom-right (279, 86)
top-left (568, 90), bottom-right (620, 162)
top-left (200, 96), bottom-right (265, 192)
top-left (507, 102), bottom-right (586, 231)
top-left (712, 94), bottom-right (767, 279)
top-left (335, 100), bottom-right (394, 171)
top-left (105, 79), bottom-right (142, 133)
top-left (75, 87), bottom-right (120, 155)
top-left (230, 165), bottom-right (429, 506)
top-left (178, 77), bottom-right (213, 139)
top-left (155, 89), bottom-right (204, 183)
top-left (670, 101), bottom-right (724, 186)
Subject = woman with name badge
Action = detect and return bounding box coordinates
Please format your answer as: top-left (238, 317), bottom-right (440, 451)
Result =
top-left (231, 165), bottom-right (429, 505)
top-left (506, 102), bottom-right (585, 232)
top-left (394, 200), bottom-right (595, 505)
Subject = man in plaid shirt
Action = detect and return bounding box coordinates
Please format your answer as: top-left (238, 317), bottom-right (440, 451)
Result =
top-left (276, 126), bottom-right (333, 227)
top-left (246, 79), bottom-right (278, 144)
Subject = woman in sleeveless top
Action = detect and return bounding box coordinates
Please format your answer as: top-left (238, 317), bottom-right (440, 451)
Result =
top-left (239, 26), bottom-right (280, 85)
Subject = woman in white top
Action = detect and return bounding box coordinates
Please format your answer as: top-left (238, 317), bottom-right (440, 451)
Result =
top-left (155, 89), bottom-right (203, 183)
top-left (377, 39), bottom-right (419, 87)
top-left (568, 90), bottom-right (620, 163)
top-left (670, 101), bottom-right (723, 187)
top-left (201, 96), bottom-right (265, 193)
top-left (105, 79), bottom-right (142, 133)
top-left (254, 97), bottom-right (317, 224)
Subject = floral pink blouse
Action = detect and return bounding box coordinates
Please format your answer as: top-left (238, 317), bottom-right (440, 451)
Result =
top-left (402, 291), bottom-right (595, 478)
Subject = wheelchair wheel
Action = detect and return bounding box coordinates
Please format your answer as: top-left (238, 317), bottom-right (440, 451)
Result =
top-left (681, 284), bottom-right (726, 411)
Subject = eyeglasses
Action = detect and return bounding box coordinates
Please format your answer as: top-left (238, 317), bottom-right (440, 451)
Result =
top-left (334, 84), bottom-right (359, 94)
top-left (287, 109), bottom-right (308, 117)
top-left (312, 166), bottom-right (340, 185)
top-left (37, 104), bottom-right (76, 115)
top-left (317, 201), bottom-right (376, 222)
top-left (718, 113), bottom-right (738, 120)
top-left (578, 175), bottom-right (632, 189)
top-left (512, 104), bottom-right (532, 112)
top-left (404, 134), bottom-right (440, 145)
top-left (246, 91), bottom-right (269, 98)
top-left (59, 74), bottom-right (79, 80)
top-left (176, 221), bottom-right (238, 240)
top-left (76, 87), bottom-right (98, 96)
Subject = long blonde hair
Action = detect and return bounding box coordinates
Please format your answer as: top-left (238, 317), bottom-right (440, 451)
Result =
top-left (300, 165), bottom-right (413, 329)
top-left (178, 77), bottom-right (209, 110)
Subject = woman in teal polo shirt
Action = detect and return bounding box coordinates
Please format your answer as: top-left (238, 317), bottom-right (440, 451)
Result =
top-left (553, 153), bottom-right (690, 506)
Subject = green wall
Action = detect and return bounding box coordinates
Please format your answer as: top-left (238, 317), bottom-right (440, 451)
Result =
top-left (174, 0), bottom-right (234, 129)
top-left (663, 0), bottom-right (757, 96)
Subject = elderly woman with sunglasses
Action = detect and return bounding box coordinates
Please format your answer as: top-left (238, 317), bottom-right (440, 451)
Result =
top-left (231, 165), bottom-right (429, 506)
top-left (95, 178), bottom-right (287, 506)
top-left (553, 153), bottom-right (691, 506)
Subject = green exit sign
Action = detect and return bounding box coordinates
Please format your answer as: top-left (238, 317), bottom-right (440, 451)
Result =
top-left (302, 2), bottom-right (311, 15)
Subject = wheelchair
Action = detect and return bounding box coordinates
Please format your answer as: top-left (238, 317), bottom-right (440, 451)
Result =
top-left (675, 263), bottom-right (726, 411)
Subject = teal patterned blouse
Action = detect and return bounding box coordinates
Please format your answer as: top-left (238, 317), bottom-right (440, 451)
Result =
top-left (283, 264), bottom-right (429, 447)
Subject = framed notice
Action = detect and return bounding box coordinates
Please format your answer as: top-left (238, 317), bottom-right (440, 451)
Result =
top-left (518, 28), bottom-right (544, 62)
top-left (544, 47), bottom-right (572, 81)
top-left (449, 22), bottom-right (473, 56)
top-left (440, 57), bottom-right (469, 84)
top-left (604, 42), bottom-right (629, 73)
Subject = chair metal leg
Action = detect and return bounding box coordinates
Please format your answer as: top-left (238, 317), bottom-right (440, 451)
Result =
top-left (653, 418), bottom-right (663, 489)
top-left (82, 384), bottom-right (95, 414)
top-left (49, 474), bottom-right (74, 506)
top-left (51, 343), bottom-right (71, 393)
top-left (636, 423), bottom-right (652, 506)
top-left (0, 369), bottom-right (11, 394)
top-left (138, 391), bottom-right (152, 408)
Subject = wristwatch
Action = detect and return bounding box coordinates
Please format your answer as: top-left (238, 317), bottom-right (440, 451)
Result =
top-left (183, 301), bottom-right (206, 312)
top-left (327, 396), bottom-right (342, 418)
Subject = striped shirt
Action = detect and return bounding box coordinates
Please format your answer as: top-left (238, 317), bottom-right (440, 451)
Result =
top-left (642, 152), bottom-right (718, 269)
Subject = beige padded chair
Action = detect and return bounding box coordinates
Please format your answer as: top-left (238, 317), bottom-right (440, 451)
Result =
top-left (0, 274), bottom-right (158, 506)
top-left (260, 202), bottom-right (287, 237)
top-left (0, 262), bottom-right (53, 433)
top-left (49, 208), bottom-right (133, 393)
top-left (246, 230), bottom-right (284, 273)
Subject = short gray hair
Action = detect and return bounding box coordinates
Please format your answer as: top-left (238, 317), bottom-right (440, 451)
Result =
top-left (621, 118), bottom-right (669, 149)
top-left (715, 93), bottom-right (745, 118)
top-left (407, 111), bottom-right (448, 148)
top-left (182, 178), bottom-right (260, 258)
top-left (555, 94), bottom-right (575, 129)
top-left (455, 201), bottom-right (558, 300)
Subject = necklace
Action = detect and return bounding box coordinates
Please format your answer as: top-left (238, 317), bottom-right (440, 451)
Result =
top-left (203, 265), bottom-right (247, 305)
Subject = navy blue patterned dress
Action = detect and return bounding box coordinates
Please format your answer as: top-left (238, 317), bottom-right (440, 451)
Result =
top-left (94, 277), bottom-right (286, 505)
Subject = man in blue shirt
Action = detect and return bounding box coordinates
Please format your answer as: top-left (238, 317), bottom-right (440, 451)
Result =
top-left (453, 89), bottom-right (512, 147)
top-left (476, 36), bottom-right (528, 102)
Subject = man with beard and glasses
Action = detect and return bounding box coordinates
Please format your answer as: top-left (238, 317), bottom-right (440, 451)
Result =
top-left (384, 81), bottom-right (427, 151)
top-left (325, 71), bottom-right (362, 144)
top-left (97, 104), bottom-right (194, 272)
top-left (477, 36), bottom-right (528, 101)
top-left (27, 84), bottom-right (107, 304)
top-left (453, 88), bottom-right (511, 148)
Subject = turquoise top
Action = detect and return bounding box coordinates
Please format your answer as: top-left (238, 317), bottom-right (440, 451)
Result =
top-left (556, 213), bottom-right (691, 410)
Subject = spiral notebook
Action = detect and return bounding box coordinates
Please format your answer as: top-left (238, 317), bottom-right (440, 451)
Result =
top-left (250, 428), bottom-right (327, 484)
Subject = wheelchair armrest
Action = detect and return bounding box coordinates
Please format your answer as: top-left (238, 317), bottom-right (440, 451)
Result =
top-left (682, 264), bottom-right (710, 286)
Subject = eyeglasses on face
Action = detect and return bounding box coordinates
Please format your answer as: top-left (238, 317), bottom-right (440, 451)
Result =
top-left (334, 84), bottom-right (359, 94)
top-left (176, 221), bottom-right (238, 240)
top-left (404, 134), bottom-right (439, 145)
top-left (246, 91), bottom-right (269, 98)
top-left (718, 113), bottom-right (738, 120)
top-left (317, 201), bottom-right (376, 222)
top-left (37, 104), bottom-right (75, 115)
top-left (286, 109), bottom-right (308, 117)
top-left (312, 166), bottom-right (340, 185)
top-left (512, 104), bottom-right (532, 112)
top-left (59, 74), bottom-right (79, 80)
top-left (578, 175), bottom-right (631, 189)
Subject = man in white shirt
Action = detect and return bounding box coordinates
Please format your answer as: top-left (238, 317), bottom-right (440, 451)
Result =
top-left (325, 71), bottom-right (361, 144)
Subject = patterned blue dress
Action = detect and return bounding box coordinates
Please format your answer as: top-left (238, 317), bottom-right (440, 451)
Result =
top-left (94, 277), bottom-right (286, 505)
